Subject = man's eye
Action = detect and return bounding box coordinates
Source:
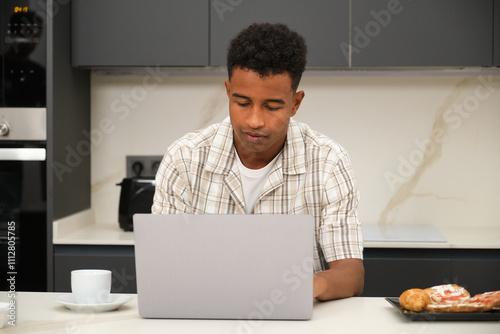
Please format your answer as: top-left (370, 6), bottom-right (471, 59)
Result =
top-left (266, 105), bottom-right (280, 111)
top-left (236, 102), bottom-right (249, 107)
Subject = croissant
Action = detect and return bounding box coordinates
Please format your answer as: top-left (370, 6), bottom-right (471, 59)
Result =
top-left (399, 288), bottom-right (430, 312)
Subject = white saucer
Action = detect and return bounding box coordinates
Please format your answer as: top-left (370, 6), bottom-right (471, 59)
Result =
top-left (55, 294), bottom-right (133, 312)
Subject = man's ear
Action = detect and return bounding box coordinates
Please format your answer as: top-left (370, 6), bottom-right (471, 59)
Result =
top-left (291, 90), bottom-right (305, 117)
top-left (225, 79), bottom-right (231, 98)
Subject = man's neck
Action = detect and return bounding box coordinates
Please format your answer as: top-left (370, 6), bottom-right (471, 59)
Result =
top-left (235, 147), bottom-right (283, 170)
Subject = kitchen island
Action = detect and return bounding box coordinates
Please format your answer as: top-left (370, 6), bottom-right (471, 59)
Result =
top-left (1, 292), bottom-right (499, 333)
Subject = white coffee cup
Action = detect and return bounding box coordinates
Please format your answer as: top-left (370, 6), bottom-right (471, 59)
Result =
top-left (71, 269), bottom-right (112, 304)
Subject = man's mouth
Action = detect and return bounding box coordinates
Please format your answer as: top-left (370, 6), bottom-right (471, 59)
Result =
top-left (245, 132), bottom-right (266, 142)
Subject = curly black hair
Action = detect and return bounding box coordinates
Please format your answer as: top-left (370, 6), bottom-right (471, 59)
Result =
top-left (226, 23), bottom-right (307, 91)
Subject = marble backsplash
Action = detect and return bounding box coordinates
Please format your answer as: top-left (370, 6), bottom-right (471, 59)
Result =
top-left (89, 70), bottom-right (500, 228)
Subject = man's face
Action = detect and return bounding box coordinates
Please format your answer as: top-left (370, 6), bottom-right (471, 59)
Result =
top-left (225, 68), bottom-right (304, 168)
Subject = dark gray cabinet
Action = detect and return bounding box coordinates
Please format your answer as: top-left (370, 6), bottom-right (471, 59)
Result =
top-left (362, 248), bottom-right (500, 297)
top-left (495, 0), bottom-right (500, 66)
top-left (362, 249), bottom-right (452, 297)
top-left (44, 0), bottom-right (91, 291)
top-left (71, 0), bottom-right (209, 67)
top-left (351, 0), bottom-right (493, 67)
top-left (451, 250), bottom-right (500, 295)
top-left (71, 0), bottom-right (498, 68)
top-left (209, 0), bottom-right (350, 67)
top-left (54, 246), bottom-right (500, 296)
top-left (54, 245), bottom-right (137, 293)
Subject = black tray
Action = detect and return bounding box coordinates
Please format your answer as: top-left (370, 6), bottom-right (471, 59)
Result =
top-left (385, 297), bottom-right (500, 321)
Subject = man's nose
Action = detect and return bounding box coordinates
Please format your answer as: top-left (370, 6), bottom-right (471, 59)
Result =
top-left (247, 106), bottom-right (265, 129)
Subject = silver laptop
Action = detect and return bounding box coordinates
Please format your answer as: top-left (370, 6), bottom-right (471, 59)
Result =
top-left (133, 214), bottom-right (314, 320)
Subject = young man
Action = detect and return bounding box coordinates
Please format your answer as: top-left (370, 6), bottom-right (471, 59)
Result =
top-left (152, 23), bottom-right (364, 301)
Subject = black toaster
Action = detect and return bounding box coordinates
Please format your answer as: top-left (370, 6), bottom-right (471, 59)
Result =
top-left (116, 177), bottom-right (155, 231)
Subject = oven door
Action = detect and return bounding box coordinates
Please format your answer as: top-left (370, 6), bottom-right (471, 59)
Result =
top-left (0, 142), bottom-right (47, 291)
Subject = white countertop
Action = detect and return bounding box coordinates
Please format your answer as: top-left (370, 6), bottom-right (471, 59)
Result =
top-left (53, 209), bottom-right (134, 246)
top-left (55, 223), bottom-right (135, 245)
top-left (364, 225), bottom-right (500, 249)
top-left (1, 292), bottom-right (499, 333)
top-left (53, 210), bottom-right (500, 249)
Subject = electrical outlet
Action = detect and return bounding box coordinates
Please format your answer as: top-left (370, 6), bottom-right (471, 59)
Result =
top-left (126, 155), bottom-right (163, 178)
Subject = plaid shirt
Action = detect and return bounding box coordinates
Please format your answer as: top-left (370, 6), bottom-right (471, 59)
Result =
top-left (153, 117), bottom-right (363, 272)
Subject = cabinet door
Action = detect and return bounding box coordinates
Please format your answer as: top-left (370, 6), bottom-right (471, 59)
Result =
top-left (362, 249), bottom-right (452, 297)
top-left (495, 0), bottom-right (500, 66)
top-left (54, 246), bottom-right (137, 293)
top-left (72, 0), bottom-right (209, 67)
top-left (210, 0), bottom-right (349, 67)
top-left (451, 250), bottom-right (500, 295)
top-left (351, 0), bottom-right (493, 67)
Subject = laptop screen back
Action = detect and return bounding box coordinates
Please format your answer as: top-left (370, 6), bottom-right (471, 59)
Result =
top-left (133, 214), bottom-right (314, 320)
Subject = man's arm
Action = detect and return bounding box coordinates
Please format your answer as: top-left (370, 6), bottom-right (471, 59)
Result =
top-left (313, 258), bottom-right (364, 301)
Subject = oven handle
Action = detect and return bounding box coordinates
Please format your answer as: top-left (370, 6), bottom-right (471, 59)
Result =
top-left (0, 148), bottom-right (46, 161)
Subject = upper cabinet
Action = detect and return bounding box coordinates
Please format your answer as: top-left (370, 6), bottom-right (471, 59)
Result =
top-left (71, 0), bottom-right (498, 69)
top-left (209, 0), bottom-right (349, 67)
top-left (71, 0), bottom-right (209, 67)
top-left (351, 0), bottom-right (493, 67)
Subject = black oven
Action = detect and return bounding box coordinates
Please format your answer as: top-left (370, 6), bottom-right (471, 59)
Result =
top-left (0, 108), bottom-right (47, 291)
top-left (0, 136), bottom-right (47, 291)
top-left (0, 0), bottom-right (47, 292)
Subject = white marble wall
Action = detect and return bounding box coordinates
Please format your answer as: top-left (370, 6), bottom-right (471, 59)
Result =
top-left (90, 71), bottom-right (500, 228)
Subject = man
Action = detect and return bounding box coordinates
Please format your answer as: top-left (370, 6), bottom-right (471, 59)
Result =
top-left (152, 23), bottom-right (364, 301)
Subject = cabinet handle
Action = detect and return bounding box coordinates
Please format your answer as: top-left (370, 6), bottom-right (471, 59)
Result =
top-left (0, 148), bottom-right (46, 161)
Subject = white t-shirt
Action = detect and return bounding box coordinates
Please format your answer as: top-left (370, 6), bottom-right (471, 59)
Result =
top-left (235, 150), bottom-right (281, 214)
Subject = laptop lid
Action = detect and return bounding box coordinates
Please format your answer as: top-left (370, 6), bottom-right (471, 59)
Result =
top-left (133, 214), bottom-right (314, 320)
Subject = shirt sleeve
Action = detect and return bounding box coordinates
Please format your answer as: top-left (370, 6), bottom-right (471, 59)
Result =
top-left (319, 149), bottom-right (363, 264)
top-left (151, 150), bottom-right (193, 214)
